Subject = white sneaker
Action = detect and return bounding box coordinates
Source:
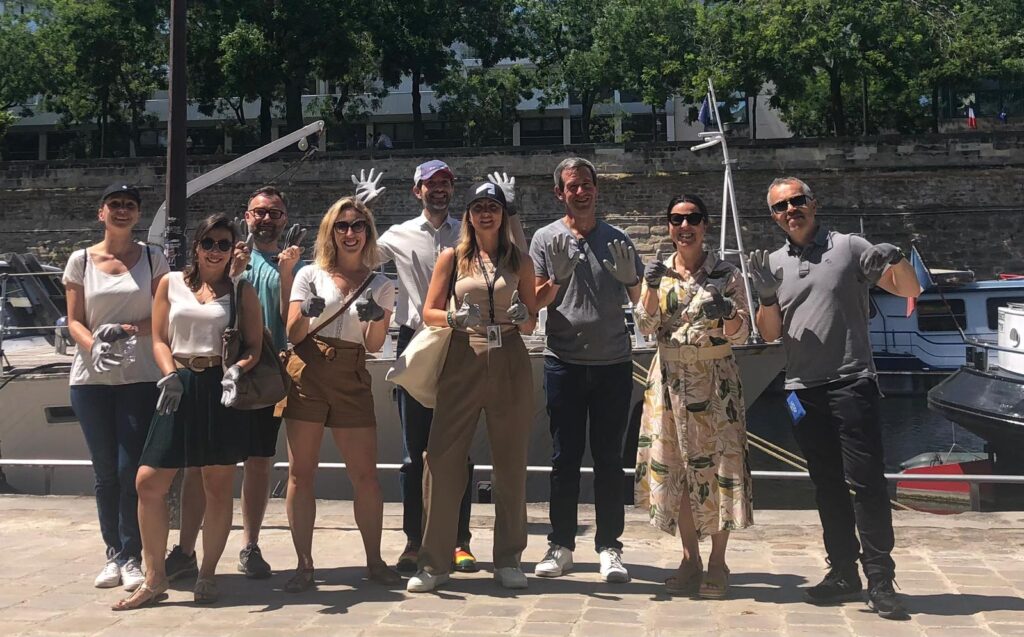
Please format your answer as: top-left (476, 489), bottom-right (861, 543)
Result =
top-left (94, 560), bottom-right (121, 588)
top-left (599, 548), bottom-right (630, 583)
top-left (494, 567), bottom-right (528, 589)
top-left (121, 558), bottom-right (145, 592)
top-left (534, 543), bottom-right (573, 578)
top-left (406, 569), bottom-right (449, 593)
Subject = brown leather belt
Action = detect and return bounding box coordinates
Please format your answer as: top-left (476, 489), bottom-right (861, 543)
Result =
top-left (174, 355), bottom-right (223, 372)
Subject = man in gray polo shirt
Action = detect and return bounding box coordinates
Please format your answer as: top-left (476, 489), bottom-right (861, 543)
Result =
top-left (751, 176), bottom-right (921, 620)
top-left (530, 156), bottom-right (642, 583)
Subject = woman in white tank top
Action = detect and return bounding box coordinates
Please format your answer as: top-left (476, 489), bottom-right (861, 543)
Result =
top-left (114, 214), bottom-right (264, 610)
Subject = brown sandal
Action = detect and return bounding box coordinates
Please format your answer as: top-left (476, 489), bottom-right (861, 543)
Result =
top-left (284, 568), bottom-right (315, 593)
top-left (193, 577), bottom-right (219, 604)
top-left (698, 563), bottom-right (730, 599)
top-left (665, 558), bottom-right (703, 596)
top-left (367, 562), bottom-right (402, 585)
top-left (112, 581), bottom-right (168, 611)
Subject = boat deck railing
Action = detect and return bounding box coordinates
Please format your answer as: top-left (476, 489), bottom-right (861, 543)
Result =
top-left (964, 336), bottom-right (1024, 372)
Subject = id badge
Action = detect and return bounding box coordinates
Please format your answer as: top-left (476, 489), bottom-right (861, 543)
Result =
top-left (786, 390), bottom-right (806, 425)
top-left (486, 325), bottom-right (503, 350)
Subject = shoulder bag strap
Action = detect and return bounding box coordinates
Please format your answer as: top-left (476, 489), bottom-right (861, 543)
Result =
top-left (306, 273), bottom-right (375, 340)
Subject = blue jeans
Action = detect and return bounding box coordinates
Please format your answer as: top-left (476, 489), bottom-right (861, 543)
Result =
top-left (70, 382), bottom-right (159, 564)
top-left (396, 326), bottom-right (473, 547)
top-left (544, 357), bottom-right (632, 552)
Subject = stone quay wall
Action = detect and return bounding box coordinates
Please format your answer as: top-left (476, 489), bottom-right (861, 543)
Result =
top-left (1, 133), bottom-right (1023, 277)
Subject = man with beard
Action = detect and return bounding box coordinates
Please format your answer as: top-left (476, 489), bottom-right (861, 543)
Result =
top-left (163, 186), bottom-right (304, 581)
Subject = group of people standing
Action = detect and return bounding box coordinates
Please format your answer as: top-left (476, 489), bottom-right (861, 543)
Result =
top-left (64, 156), bottom-right (918, 620)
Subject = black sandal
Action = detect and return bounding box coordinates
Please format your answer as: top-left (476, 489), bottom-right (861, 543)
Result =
top-left (284, 568), bottom-right (315, 593)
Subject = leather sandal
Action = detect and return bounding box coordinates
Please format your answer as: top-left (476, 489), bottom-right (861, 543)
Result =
top-left (193, 577), bottom-right (219, 604)
top-left (367, 561), bottom-right (402, 585)
top-left (698, 563), bottom-right (731, 600)
top-left (284, 568), bottom-right (315, 593)
top-left (665, 558), bottom-right (703, 596)
top-left (111, 580), bottom-right (168, 611)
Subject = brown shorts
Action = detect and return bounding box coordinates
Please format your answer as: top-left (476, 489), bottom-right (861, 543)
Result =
top-left (276, 336), bottom-right (376, 429)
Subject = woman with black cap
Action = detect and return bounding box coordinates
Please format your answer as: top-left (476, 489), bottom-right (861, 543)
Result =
top-left (406, 181), bottom-right (540, 593)
top-left (63, 182), bottom-right (169, 593)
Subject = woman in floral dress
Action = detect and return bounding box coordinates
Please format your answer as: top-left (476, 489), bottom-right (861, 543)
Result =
top-left (634, 193), bottom-right (753, 599)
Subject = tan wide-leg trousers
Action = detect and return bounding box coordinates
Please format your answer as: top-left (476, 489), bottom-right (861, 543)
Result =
top-left (418, 329), bottom-right (534, 574)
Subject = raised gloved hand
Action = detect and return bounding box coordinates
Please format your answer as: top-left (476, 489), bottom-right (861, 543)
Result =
top-left (352, 168), bottom-right (386, 205)
top-left (355, 289), bottom-right (385, 322)
top-left (232, 216), bottom-right (250, 243)
top-left (220, 364), bottom-right (242, 408)
top-left (548, 234), bottom-right (577, 285)
top-left (156, 372), bottom-right (184, 415)
top-left (860, 242), bottom-right (905, 283)
top-left (92, 323), bottom-right (132, 343)
top-left (301, 282), bottom-right (326, 318)
top-left (90, 340), bottom-right (124, 373)
top-left (701, 285), bottom-right (736, 321)
top-left (643, 252), bottom-right (669, 289)
top-left (282, 224), bottom-right (307, 249)
top-left (748, 249), bottom-right (783, 306)
top-left (487, 172), bottom-right (516, 213)
top-left (602, 239), bottom-right (640, 286)
top-left (229, 232), bottom-right (255, 280)
top-left (454, 293), bottom-right (482, 328)
top-left (506, 290), bottom-right (529, 324)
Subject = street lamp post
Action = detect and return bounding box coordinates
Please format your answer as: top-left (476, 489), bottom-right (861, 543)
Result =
top-left (164, 0), bottom-right (188, 270)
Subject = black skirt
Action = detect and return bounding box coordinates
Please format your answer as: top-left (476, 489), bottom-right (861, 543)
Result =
top-left (140, 367), bottom-right (252, 468)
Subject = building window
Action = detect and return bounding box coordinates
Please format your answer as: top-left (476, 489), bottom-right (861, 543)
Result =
top-left (917, 299), bottom-right (967, 332)
top-left (986, 297), bottom-right (1024, 330)
top-left (519, 117), bottom-right (562, 146)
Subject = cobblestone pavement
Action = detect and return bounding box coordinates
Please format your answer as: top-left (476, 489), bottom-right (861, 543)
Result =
top-left (1, 496), bottom-right (1023, 636)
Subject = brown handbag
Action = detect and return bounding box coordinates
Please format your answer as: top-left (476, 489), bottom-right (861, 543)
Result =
top-left (221, 280), bottom-right (291, 410)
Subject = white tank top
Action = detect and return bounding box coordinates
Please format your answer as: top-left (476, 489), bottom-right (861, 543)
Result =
top-left (166, 272), bottom-right (231, 357)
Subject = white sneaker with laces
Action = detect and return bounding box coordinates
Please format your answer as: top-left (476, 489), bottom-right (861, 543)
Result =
top-left (406, 569), bottom-right (449, 593)
top-left (494, 567), bottom-right (528, 589)
top-left (599, 547), bottom-right (630, 583)
top-left (94, 560), bottom-right (121, 588)
top-left (534, 543), bottom-right (573, 578)
top-left (121, 558), bottom-right (145, 592)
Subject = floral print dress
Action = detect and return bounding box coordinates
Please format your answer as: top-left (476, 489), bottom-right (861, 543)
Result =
top-left (634, 251), bottom-right (754, 538)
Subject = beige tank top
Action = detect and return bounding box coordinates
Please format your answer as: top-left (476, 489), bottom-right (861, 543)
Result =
top-left (453, 255), bottom-right (519, 334)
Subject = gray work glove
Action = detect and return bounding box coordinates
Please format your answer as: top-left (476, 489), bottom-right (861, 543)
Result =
top-left (90, 340), bottom-right (124, 373)
top-left (282, 224), bottom-right (307, 248)
top-left (643, 254), bottom-right (670, 289)
top-left (487, 172), bottom-right (516, 214)
top-left (301, 282), bottom-right (326, 318)
top-left (860, 242), bottom-right (905, 284)
top-left (220, 364), bottom-right (242, 408)
top-left (602, 239), bottom-right (640, 286)
top-left (352, 168), bottom-right (386, 205)
top-left (232, 216), bottom-right (250, 243)
top-left (454, 293), bottom-right (482, 328)
top-left (548, 234), bottom-right (577, 285)
top-left (229, 233), bottom-right (255, 280)
top-left (748, 249), bottom-right (783, 306)
top-left (156, 372), bottom-right (184, 415)
top-left (701, 285), bottom-right (736, 321)
top-left (92, 323), bottom-right (131, 343)
top-left (506, 290), bottom-right (529, 324)
top-left (355, 288), bottom-right (385, 322)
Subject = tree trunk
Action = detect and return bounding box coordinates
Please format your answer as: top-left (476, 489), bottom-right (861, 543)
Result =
top-left (283, 76), bottom-right (304, 135)
top-left (650, 104), bottom-right (658, 142)
top-left (749, 94), bottom-right (757, 140)
top-left (258, 93), bottom-right (272, 145)
top-left (581, 91), bottom-right (595, 143)
top-left (931, 86), bottom-right (940, 134)
top-left (861, 73), bottom-right (869, 136)
top-left (828, 67), bottom-right (846, 136)
top-left (411, 66), bottom-right (424, 148)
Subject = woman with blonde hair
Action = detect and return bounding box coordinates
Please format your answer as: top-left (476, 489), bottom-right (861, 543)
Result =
top-left (407, 182), bottom-right (540, 593)
top-left (280, 196), bottom-right (400, 591)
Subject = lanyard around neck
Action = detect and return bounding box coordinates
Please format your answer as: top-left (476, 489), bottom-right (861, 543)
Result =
top-left (475, 253), bottom-right (497, 325)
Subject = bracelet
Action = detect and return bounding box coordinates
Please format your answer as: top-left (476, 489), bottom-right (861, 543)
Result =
top-left (446, 311), bottom-right (456, 329)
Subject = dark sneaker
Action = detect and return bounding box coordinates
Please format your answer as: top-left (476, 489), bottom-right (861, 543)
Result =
top-left (238, 544), bottom-right (272, 579)
top-left (452, 545), bottom-right (478, 573)
top-left (165, 545), bottom-right (198, 582)
top-left (804, 561), bottom-right (862, 604)
top-left (868, 578), bottom-right (908, 620)
top-left (396, 544), bottom-right (419, 574)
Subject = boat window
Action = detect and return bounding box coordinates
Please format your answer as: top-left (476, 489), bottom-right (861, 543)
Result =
top-left (917, 299), bottom-right (967, 332)
top-left (987, 297), bottom-right (1024, 329)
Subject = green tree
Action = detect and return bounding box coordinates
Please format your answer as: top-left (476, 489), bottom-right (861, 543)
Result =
top-left (0, 11), bottom-right (44, 141)
top-left (433, 66), bottom-right (536, 146)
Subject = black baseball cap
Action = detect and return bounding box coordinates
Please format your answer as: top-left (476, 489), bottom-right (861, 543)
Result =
top-left (466, 182), bottom-right (507, 210)
top-left (99, 182), bottom-right (141, 206)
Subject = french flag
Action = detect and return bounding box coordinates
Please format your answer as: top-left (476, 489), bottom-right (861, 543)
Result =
top-left (967, 106), bottom-right (977, 129)
top-left (906, 245), bottom-right (935, 317)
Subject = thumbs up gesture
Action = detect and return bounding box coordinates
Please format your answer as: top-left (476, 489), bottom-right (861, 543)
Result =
top-left (454, 293), bottom-right (482, 328)
top-left (507, 290), bottom-right (529, 324)
top-left (644, 250), bottom-right (669, 289)
top-left (355, 288), bottom-right (385, 322)
top-left (700, 285), bottom-right (736, 321)
top-left (301, 281), bottom-right (326, 318)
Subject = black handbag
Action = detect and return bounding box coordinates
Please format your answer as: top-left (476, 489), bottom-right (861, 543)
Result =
top-left (221, 280), bottom-right (291, 410)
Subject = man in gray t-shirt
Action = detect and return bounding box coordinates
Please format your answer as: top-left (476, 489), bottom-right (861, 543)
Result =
top-left (529, 157), bottom-right (642, 584)
top-left (751, 177), bottom-right (921, 620)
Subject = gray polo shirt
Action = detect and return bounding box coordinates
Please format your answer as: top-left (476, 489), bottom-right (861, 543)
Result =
top-left (530, 218), bottom-right (643, 365)
top-left (771, 225), bottom-right (880, 390)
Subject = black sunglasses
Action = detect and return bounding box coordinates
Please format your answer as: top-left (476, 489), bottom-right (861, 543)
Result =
top-left (199, 237), bottom-right (233, 252)
top-left (333, 220), bottom-right (368, 234)
top-left (668, 212), bottom-right (707, 226)
top-left (769, 194), bottom-right (810, 214)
